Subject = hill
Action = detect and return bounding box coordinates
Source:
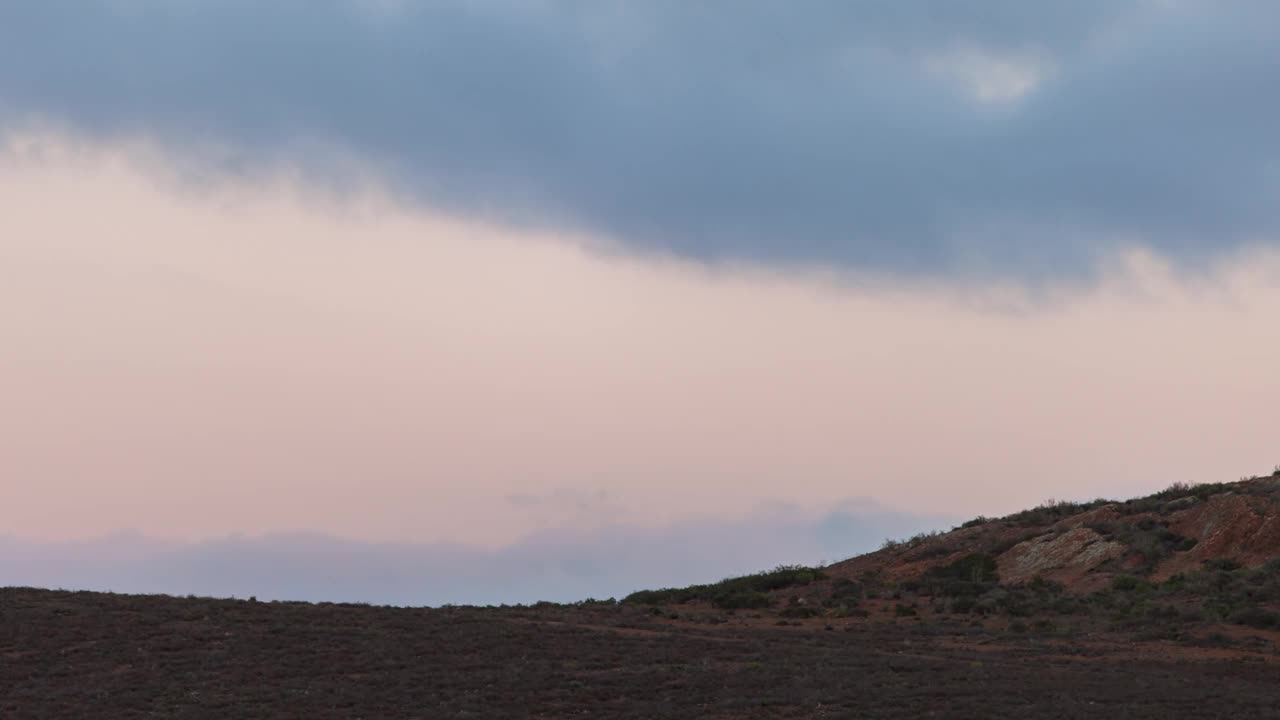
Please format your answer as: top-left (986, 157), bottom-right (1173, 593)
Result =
top-left (623, 469), bottom-right (1280, 638)
top-left (834, 471), bottom-right (1280, 592)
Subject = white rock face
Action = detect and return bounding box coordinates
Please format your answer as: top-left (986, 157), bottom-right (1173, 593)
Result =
top-left (997, 527), bottom-right (1127, 585)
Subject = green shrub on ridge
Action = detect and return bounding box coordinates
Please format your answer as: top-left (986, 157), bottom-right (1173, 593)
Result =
top-left (624, 565), bottom-right (826, 609)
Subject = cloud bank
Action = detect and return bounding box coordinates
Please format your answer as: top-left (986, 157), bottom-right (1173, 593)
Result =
top-left (2, 133), bottom-right (1278, 559)
top-left (0, 502), bottom-right (951, 606)
top-left (3, 1), bottom-right (1279, 275)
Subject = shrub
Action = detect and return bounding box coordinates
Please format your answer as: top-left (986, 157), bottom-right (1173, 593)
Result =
top-left (1089, 520), bottom-right (1193, 574)
top-left (988, 530), bottom-right (1044, 557)
top-left (828, 578), bottom-right (863, 605)
top-left (929, 553), bottom-right (998, 583)
top-left (1231, 607), bottom-right (1280, 629)
top-left (1112, 574), bottom-right (1145, 592)
top-left (1032, 618), bottom-right (1055, 632)
top-left (1003, 498), bottom-right (1111, 527)
top-left (1199, 631), bottom-right (1234, 647)
top-left (716, 591), bottom-right (773, 610)
top-left (849, 568), bottom-right (888, 593)
top-left (779, 605), bottom-right (819, 618)
top-left (828, 605), bottom-right (868, 618)
top-left (1149, 481), bottom-right (1233, 502)
top-left (914, 544), bottom-right (952, 559)
top-left (623, 565), bottom-right (825, 609)
top-left (904, 531), bottom-right (942, 548)
top-left (913, 553), bottom-right (1000, 600)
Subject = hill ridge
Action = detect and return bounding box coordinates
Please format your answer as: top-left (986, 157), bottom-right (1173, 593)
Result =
top-left (829, 469), bottom-right (1280, 593)
top-left (623, 468), bottom-right (1280, 634)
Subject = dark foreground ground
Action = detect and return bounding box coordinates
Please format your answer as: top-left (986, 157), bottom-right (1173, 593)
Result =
top-left (3, 588), bottom-right (1279, 719)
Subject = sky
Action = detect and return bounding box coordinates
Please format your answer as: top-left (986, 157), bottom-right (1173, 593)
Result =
top-left (1, 1), bottom-right (1278, 605)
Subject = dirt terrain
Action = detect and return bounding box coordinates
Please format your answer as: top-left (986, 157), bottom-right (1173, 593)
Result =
top-left (3, 587), bottom-right (1279, 719)
top-left (6, 472), bottom-right (1280, 718)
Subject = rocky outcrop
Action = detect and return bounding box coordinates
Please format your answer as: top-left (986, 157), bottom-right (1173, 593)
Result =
top-left (825, 472), bottom-right (1280, 593)
top-left (1154, 492), bottom-right (1280, 579)
top-left (997, 527), bottom-right (1127, 586)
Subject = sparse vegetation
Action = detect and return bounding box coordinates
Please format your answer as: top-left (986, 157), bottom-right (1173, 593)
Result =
top-left (623, 565), bottom-right (825, 609)
top-left (1087, 517), bottom-right (1194, 574)
top-left (893, 602), bottom-right (918, 617)
top-left (871, 555), bottom-right (1280, 639)
top-left (1116, 481), bottom-right (1246, 516)
top-left (879, 529), bottom-right (945, 553)
top-left (825, 577), bottom-right (863, 607)
top-left (1004, 498), bottom-right (1112, 527)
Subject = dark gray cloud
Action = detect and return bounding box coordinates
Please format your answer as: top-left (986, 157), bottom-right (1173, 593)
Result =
top-left (0, 504), bottom-right (954, 606)
top-left (2, 1), bottom-right (1277, 276)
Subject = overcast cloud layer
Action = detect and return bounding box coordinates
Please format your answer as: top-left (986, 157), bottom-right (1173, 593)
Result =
top-left (3, 1), bottom-right (1279, 276)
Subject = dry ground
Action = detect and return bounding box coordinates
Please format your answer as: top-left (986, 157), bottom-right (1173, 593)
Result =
top-left (3, 587), bottom-right (1279, 719)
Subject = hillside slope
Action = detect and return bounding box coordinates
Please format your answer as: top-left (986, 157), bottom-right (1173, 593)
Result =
top-left (626, 469), bottom-right (1280, 634)
top-left (831, 471), bottom-right (1280, 594)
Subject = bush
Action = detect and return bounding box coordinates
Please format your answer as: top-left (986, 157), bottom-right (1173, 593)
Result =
top-left (829, 605), bottom-right (869, 618)
top-left (988, 530), bottom-right (1044, 557)
top-left (827, 578), bottom-right (863, 605)
top-left (623, 565), bottom-right (826, 609)
top-left (1032, 618), bottom-right (1056, 632)
top-left (914, 543), bottom-right (952, 559)
top-left (929, 553), bottom-right (999, 583)
top-left (909, 553), bottom-right (1001, 600)
top-left (1112, 575), bottom-right (1142, 592)
top-left (780, 605), bottom-right (819, 618)
top-left (716, 591), bottom-right (773, 610)
top-left (1004, 498), bottom-right (1111, 527)
top-left (1231, 607), bottom-right (1280, 629)
top-left (1088, 519), bottom-right (1193, 574)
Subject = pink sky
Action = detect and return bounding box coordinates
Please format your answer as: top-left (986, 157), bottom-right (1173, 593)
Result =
top-left (2, 132), bottom-right (1278, 548)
